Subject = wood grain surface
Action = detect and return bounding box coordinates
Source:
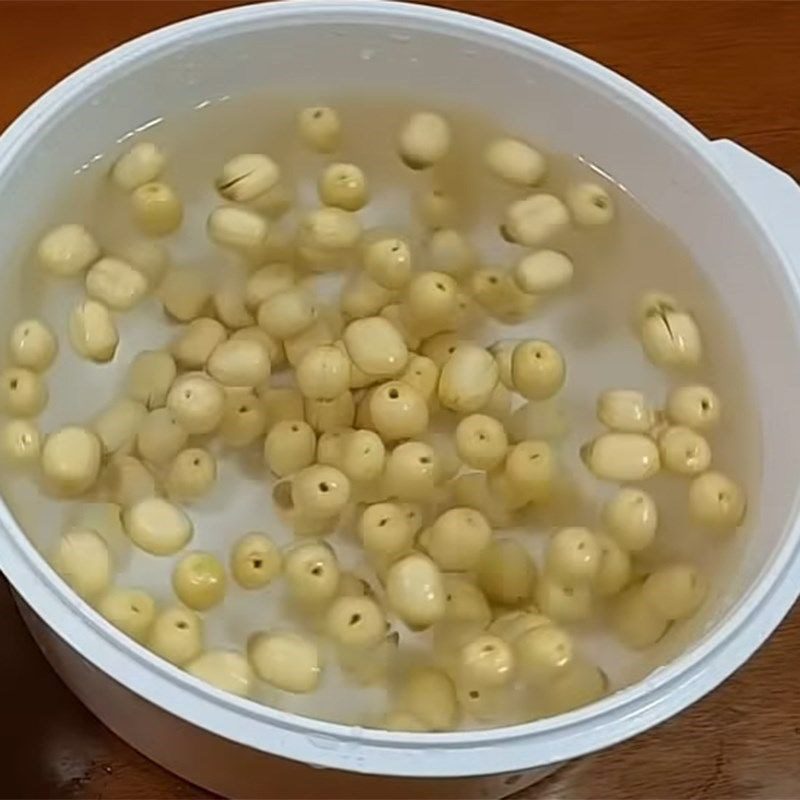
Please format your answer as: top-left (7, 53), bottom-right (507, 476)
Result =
top-left (0, 2), bottom-right (798, 798)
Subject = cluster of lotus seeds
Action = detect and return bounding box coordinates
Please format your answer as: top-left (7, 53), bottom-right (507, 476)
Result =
top-left (0, 105), bottom-right (747, 731)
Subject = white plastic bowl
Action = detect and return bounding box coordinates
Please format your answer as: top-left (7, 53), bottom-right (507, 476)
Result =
top-left (1, 1), bottom-right (799, 797)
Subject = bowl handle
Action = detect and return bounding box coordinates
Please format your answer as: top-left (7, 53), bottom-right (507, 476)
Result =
top-left (710, 139), bottom-right (800, 271)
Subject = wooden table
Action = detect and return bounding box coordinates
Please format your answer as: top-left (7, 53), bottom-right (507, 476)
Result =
top-left (1, 2), bottom-right (798, 798)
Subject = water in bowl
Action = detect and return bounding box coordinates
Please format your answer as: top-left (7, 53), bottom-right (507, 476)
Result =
top-left (0, 92), bottom-right (759, 727)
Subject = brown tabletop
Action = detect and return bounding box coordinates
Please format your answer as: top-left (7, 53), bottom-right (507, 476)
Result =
top-left (1, 1), bottom-right (799, 798)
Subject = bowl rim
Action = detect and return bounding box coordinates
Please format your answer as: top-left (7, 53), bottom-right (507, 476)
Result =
top-left (1, 0), bottom-right (798, 778)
